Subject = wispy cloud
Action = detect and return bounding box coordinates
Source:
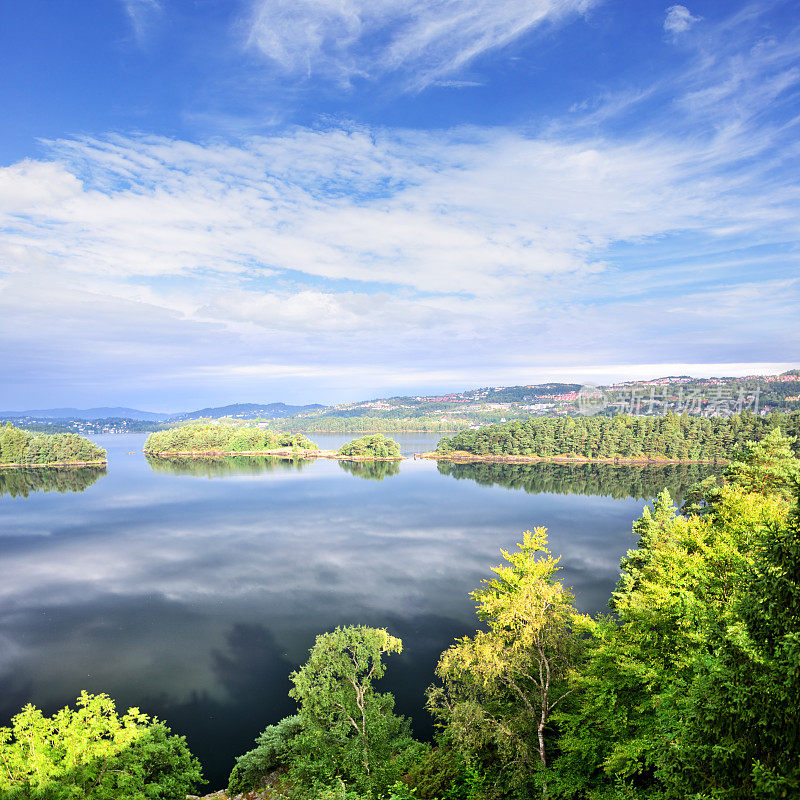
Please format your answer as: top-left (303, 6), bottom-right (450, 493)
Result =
top-left (244, 0), bottom-right (596, 90)
top-left (1, 3), bottom-right (798, 406)
top-left (121, 0), bottom-right (162, 44)
top-left (664, 5), bottom-right (702, 36)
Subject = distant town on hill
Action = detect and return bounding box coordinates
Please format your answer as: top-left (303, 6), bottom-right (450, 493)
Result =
top-left (3, 369), bottom-right (799, 435)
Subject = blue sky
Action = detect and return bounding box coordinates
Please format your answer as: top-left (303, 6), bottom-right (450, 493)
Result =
top-left (0, 0), bottom-right (798, 410)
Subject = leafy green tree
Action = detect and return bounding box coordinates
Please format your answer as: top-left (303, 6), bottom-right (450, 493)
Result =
top-left (430, 528), bottom-right (581, 798)
top-left (0, 691), bottom-right (201, 800)
top-left (553, 444), bottom-right (794, 799)
top-left (658, 485), bottom-right (800, 799)
top-left (724, 427), bottom-right (799, 499)
top-left (288, 626), bottom-right (420, 794)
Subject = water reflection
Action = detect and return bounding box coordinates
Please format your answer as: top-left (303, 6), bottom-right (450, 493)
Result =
top-left (337, 460), bottom-right (401, 480)
top-left (436, 460), bottom-right (722, 502)
top-left (0, 434), bottom-right (721, 789)
top-left (145, 454), bottom-right (311, 477)
top-left (0, 467), bottom-right (106, 498)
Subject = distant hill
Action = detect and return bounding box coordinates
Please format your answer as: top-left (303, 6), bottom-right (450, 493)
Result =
top-left (173, 402), bottom-right (326, 421)
top-left (1, 407), bottom-right (172, 421)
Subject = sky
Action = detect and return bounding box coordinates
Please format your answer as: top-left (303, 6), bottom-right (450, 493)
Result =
top-left (0, 0), bottom-right (798, 411)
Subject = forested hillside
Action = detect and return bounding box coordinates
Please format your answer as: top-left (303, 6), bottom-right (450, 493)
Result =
top-left (0, 423), bottom-right (106, 467)
top-left (143, 423), bottom-right (317, 454)
top-left (436, 411), bottom-right (800, 461)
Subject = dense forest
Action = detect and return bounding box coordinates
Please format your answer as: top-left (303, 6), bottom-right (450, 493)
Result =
top-left (3, 429), bottom-right (797, 800)
top-left (143, 423), bottom-right (318, 454)
top-left (436, 410), bottom-right (800, 461)
top-left (0, 423), bottom-right (106, 467)
top-left (0, 466), bottom-right (106, 498)
top-left (436, 460), bottom-right (722, 502)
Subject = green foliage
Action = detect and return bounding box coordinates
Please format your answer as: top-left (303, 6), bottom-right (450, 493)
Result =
top-left (436, 412), bottom-right (800, 462)
top-left (0, 691), bottom-right (202, 800)
top-left (723, 426), bottom-right (799, 499)
top-left (656, 483), bottom-right (800, 799)
top-left (227, 715), bottom-right (302, 796)
top-left (551, 433), bottom-right (797, 800)
top-left (288, 626), bottom-right (422, 795)
top-left (143, 422), bottom-right (318, 454)
top-left (337, 434), bottom-right (402, 459)
top-left (430, 529), bottom-right (581, 798)
top-left (0, 423), bottom-right (106, 466)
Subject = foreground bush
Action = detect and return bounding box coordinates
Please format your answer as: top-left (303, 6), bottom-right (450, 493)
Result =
top-left (0, 692), bottom-right (202, 800)
top-left (227, 715), bottom-right (302, 796)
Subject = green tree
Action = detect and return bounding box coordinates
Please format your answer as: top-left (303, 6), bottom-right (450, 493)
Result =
top-left (430, 528), bottom-right (581, 798)
top-left (0, 691), bottom-right (202, 800)
top-left (288, 626), bottom-right (419, 793)
top-left (658, 485), bottom-right (800, 799)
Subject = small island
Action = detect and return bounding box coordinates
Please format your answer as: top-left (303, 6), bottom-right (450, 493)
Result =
top-left (425, 411), bottom-right (800, 464)
top-left (336, 433), bottom-right (402, 460)
top-left (143, 423), bottom-right (319, 457)
top-left (0, 422), bottom-right (107, 468)
top-left (144, 424), bottom-right (403, 462)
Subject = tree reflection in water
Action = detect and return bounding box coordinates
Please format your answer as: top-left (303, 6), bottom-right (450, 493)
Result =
top-left (337, 460), bottom-right (401, 481)
top-left (436, 460), bottom-right (722, 502)
top-left (145, 454), bottom-right (312, 478)
top-left (0, 467), bottom-right (107, 498)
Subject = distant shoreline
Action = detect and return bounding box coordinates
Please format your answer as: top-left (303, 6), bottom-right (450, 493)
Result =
top-left (421, 451), bottom-right (728, 465)
top-left (0, 460), bottom-right (107, 470)
top-left (144, 448), bottom-right (403, 462)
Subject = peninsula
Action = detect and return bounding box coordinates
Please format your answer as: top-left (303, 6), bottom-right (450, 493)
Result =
top-left (427, 411), bottom-right (800, 464)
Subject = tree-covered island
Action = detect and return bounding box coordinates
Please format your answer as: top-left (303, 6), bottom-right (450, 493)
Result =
top-left (337, 434), bottom-right (402, 460)
top-left (143, 423), bottom-right (319, 456)
top-left (431, 410), bottom-right (800, 464)
top-left (0, 422), bottom-right (107, 468)
top-left (144, 424), bottom-right (402, 462)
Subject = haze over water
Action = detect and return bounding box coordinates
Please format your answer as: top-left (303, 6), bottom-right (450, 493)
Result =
top-left (0, 433), bottom-right (719, 789)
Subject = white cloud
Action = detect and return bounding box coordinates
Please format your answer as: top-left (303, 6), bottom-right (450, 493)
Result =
top-left (664, 5), bottom-right (701, 35)
top-left (2, 4), bottom-right (799, 407)
top-left (120, 0), bottom-right (162, 43)
top-left (244, 0), bottom-right (596, 89)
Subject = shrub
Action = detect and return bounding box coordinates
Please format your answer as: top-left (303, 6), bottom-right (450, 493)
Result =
top-left (227, 715), bottom-right (302, 796)
top-left (0, 691), bottom-right (202, 800)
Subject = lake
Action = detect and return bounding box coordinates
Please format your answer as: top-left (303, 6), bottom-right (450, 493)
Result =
top-left (0, 433), bottom-right (719, 789)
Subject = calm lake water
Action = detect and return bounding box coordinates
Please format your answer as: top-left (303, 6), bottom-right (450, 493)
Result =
top-left (0, 433), bottom-right (719, 788)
